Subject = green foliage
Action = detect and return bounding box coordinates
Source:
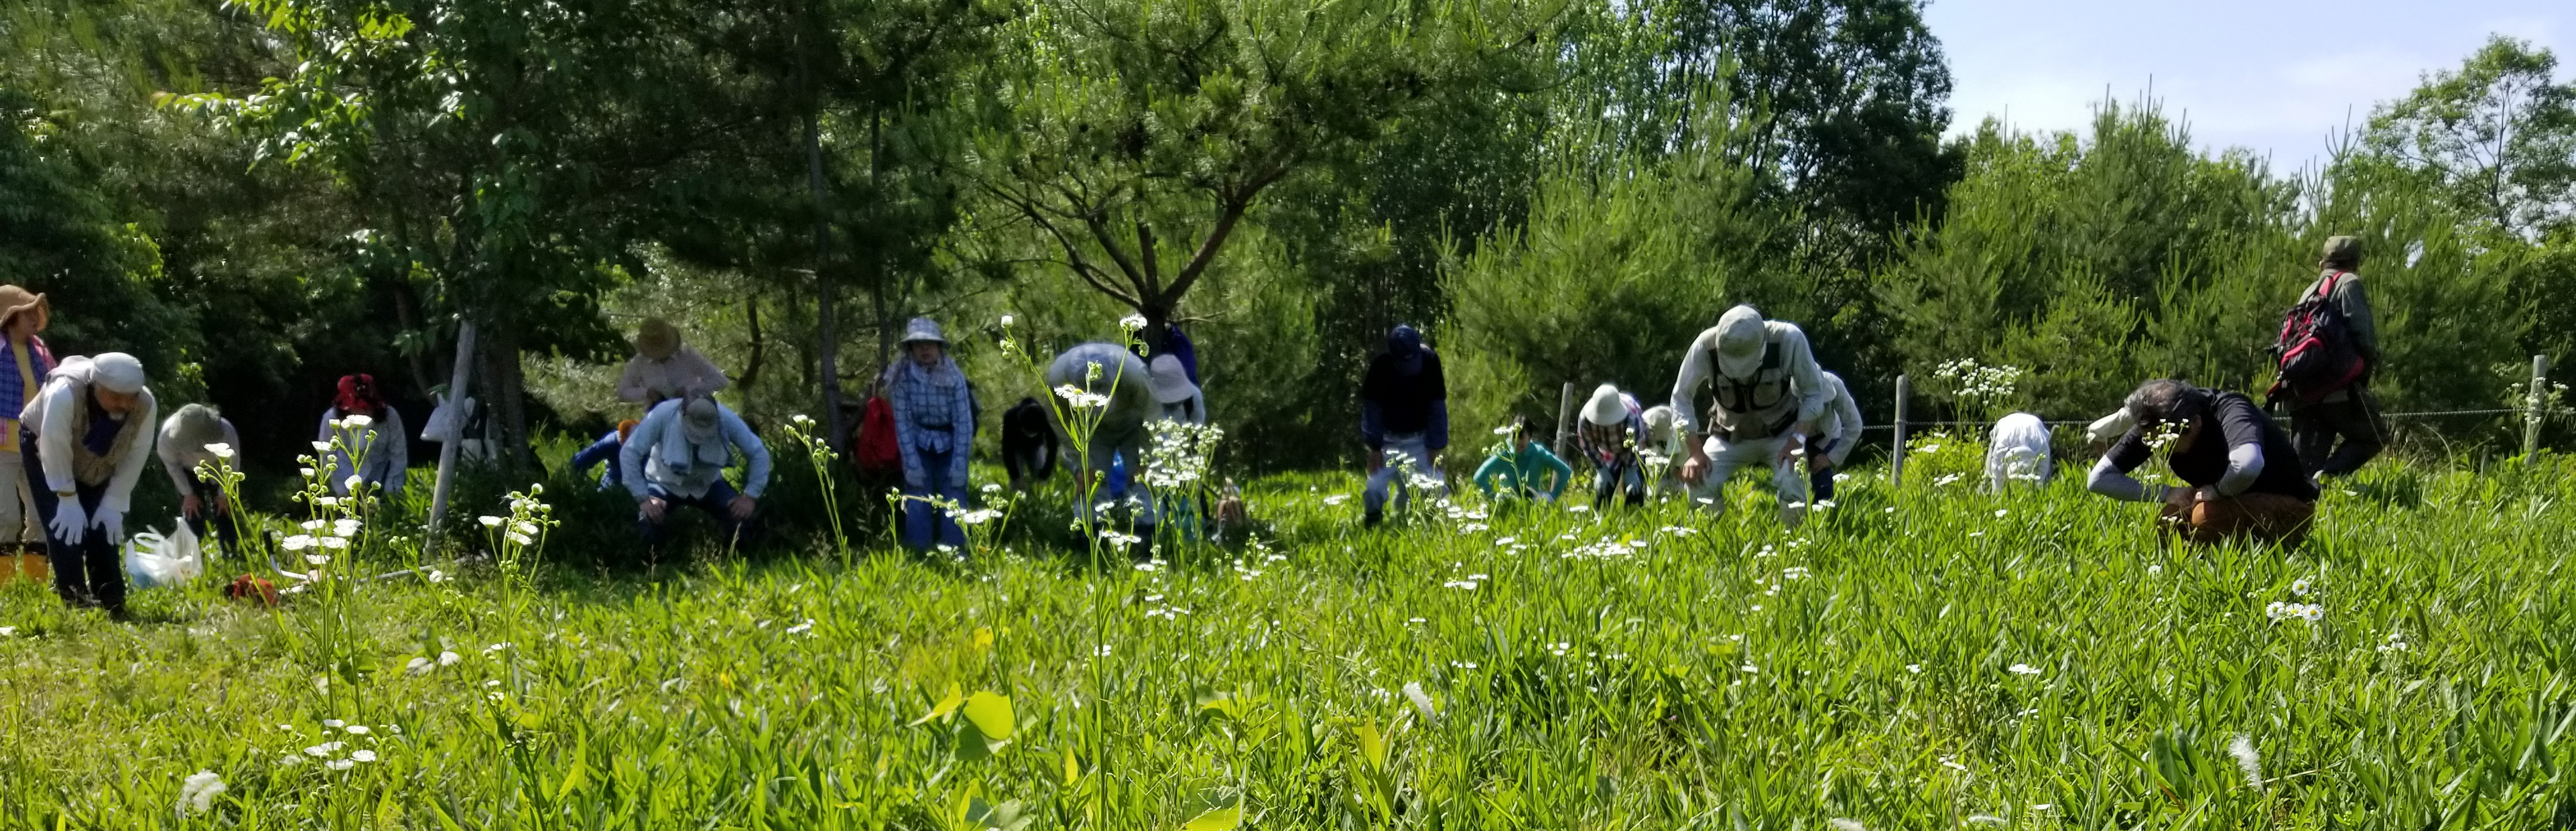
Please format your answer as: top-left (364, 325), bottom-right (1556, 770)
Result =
top-left (2354, 35), bottom-right (2576, 237)
top-left (0, 88), bottom-right (193, 373)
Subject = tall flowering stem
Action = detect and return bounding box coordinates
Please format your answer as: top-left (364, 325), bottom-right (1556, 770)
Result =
top-left (1141, 420), bottom-right (1223, 561)
top-left (782, 414), bottom-right (850, 566)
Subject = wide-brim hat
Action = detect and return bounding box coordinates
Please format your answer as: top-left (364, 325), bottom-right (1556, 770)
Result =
top-left (1147, 355), bottom-right (1198, 404)
top-left (1712, 305), bottom-right (1767, 379)
top-left (0, 285), bottom-right (46, 331)
top-left (899, 317), bottom-right (946, 346)
top-left (682, 397), bottom-right (722, 442)
top-left (636, 318), bottom-right (681, 360)
top-left (170, 403), bottom-right (227, 450)
top-left (1582, 383), bottom-right (1627, 427)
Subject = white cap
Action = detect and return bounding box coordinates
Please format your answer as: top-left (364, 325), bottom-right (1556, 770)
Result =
top-left (1581, 383), bottom-right (1627, 427)
top-left (90, 353), bottom-right (147, 394)
top-left (1712, 306), bottom-right (1766, 379)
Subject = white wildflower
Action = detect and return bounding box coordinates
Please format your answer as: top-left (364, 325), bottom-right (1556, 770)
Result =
top-left (318, 536), bottom-right (348, 550)
top-left (2290, 576), bottom-right (2313, 597)
top-left (1828, 820), bottom-right (1866, 831)
top-left (350, 749), bottom-right (377, 763)
top-left (204, 443), bottom-right (234, 460)
top-left (303, 742), bottom-right (343, 757)
top-left (2228, 734), bottom-right (2264, 791)
top-left (1401, 682), bottom-right (1437, 720)
top-left (326, 759), bottom-right (355, 771)
top-left (344, 475), bottom-right (366, 493)
top-left (281, 535), bottom-right (316, 551)
top-left (178, 771), bottom-right (226, 815)
top-left (1000, 314), bottom-right (1015, 326)
top-left (478, 515), bottom-right (503, 528)
top-left (304, 554), bottom-right (330, 566)
top-left (1118, 314), bottom-right (1147, 330)
top-left (438, 651), bottom-right (462, 666)
top-left (340, 413), bottom-right (373, 428)
top-left (2007, 663), bottom-right (2041, 676)
top-left (405, 657), bottom-right (434, 676)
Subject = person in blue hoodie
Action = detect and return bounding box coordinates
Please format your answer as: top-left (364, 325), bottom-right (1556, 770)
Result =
top-left (569, 419), bottom-right (639, 490)
top-left (1359, 325), bottom-right (1447, 526)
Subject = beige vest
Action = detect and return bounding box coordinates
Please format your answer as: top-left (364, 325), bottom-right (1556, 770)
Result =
top-left (65, 380), bottom-right (149, 487)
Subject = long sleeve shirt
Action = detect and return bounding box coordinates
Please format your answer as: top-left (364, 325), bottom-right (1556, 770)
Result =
top-left (889, 357), bottom-right (978, 483)
top-left (620, 398), bottom-right (771, 501)
top-left (22, 360), bottom-right (158, 513)
top-left (1808, 372), bottom-right (1864, 466)
top-left (616, 346), bottom-right (730, 405)
top-left (157, 416), bottom-right (241, 493)
top-left (2087, 389), bottom-right (2317, 503)
top-left (1669, 321), bottom-right (1829, 441)
top-left (1472, 441), bottom-right (1573, 500)
top-left (320, 405), bottom-right (408, 499)
top-left (2303, 269), bottom-right (2380, 365)
top-left (1360, 350), bottom-right (1449, 450)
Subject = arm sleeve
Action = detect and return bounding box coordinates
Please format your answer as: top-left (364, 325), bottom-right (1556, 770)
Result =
top-left (1426, 400), bottom-right (1450, 452)
top-left (1471, 454), bottom-right (1508, 496)
top-left (887, 377), bottom-right (925, 478)
top-left (102, 393), bottom-right (159, 513)
top-left (684, 348), bottom-right (732, 397)
top-left (2216, 444), bottom-right (2264, 497)
top-left (1670, 334), bottom-right (1713, 436)
top-left (1827, 377), bottom-right (1863, 464)
top-left (1781, 328), bottom-right (1831, 435)
top-left (615, 359), bottom-right (652, 404)
top-left (948, 377), bottom-right (974, 482)
top-left (31, 382), bottom-right (74, 495)
top-left (1360, 399), bottom-right (1386, 451)
top-left (157, 420), bottom-right (195, 494)
top-left (1534, 444), bottom-right (1574, 499)
top-left (619, 413), bottom-right (658, 500)
top-left (2339, 277), bottom-right (2380, 365)
top-left (571, 433), bottom-right (621, 475)
top-left (730, 410), bottom-right (771, 499)
top-left (2086, 456), bottom-right (2165, 503)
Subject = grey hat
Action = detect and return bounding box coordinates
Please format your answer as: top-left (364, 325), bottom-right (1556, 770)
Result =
top-left (1712, 306), bottom-right (1768, 379)
top-left (2321, 235), bottom-right (2361, 267)
top-left (899, 317), bottom-right (946, 346)
top-left (682, 396), bottom-right (722, 443)
top-left (1147, 354), bottom-right (1198, 405)
top-left (89, 353), bottom-right (147, 394)
top-left (170, 403), bottom-right (227, 450)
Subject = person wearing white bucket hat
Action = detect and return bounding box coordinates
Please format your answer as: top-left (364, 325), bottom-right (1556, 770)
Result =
top-left (1575, 384), bottom-right (1648, 509)
top-left (21, 352), bottom-right (157, 618)
top-left (1147, 354), bottom-right (1205, 426)
top-left (1668, 304), bottom-right (1829, 527)
top-left (889, 317), bottom-right (976, 550)
top-left (621, 393), bottom-right (769, 557)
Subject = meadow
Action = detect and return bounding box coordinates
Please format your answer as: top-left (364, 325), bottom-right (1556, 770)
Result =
top-left (4, 443), bottom-right (2575, 829)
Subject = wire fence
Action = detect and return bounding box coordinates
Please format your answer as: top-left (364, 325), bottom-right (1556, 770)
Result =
top-left (1858, 407), bottom-right (2556, 432)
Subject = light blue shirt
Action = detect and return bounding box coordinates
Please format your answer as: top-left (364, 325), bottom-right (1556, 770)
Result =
top-left (621, 399), bottom-right (771, 501)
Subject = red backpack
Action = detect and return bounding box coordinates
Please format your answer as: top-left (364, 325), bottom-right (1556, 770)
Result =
top-left (856, 396), bottom-right (903, 476)
top-left (2269, 271), bottom-right (2368, 405)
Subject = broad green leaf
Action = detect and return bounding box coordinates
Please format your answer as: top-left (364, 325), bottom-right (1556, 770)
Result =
top-left (1179, 802), bottom-right (1242, 831)
top-left (911, 683), bottom-right (966, 726)
top-left (962, 691), bottom-right (1015, 741)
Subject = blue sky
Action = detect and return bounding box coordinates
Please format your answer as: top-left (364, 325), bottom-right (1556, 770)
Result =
top-left (1926, 0), bottom-right (2572, 174)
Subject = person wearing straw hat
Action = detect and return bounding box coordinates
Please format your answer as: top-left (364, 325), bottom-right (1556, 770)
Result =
top-left (891, 318), bottom-right (978, 550)
top-left (1360, 324), bottom-right (1449, 526)
top-left (617, 318), bottom-right (730, 409)
top-left (621, 394), bottom-right (770, 557)
top-left (318, 373), bottom-right (408, 503)
top-left (1669, 304), bottom-right (1830, 527)
top-left (1045, 341), bottom-right (1157, 530)
top-left (2089, 379), bottom-right (2317, 546)
top-left (21, 353), bottom-right (157, 618)
top-left (157, 403), bottom-right (243, 557)
top-left (0, 285), bottom-right (56, 576)
top-left (1802, 371), bottom-right (1864, 503)
top-left (1575, 384), bottom-right (1648, 509)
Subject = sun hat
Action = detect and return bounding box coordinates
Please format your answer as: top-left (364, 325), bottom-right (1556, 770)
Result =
top-left (899, 317), bottom-right (947, 346)
top-left (171, 403), bottom-right (227, 450)
top-left (1147, 354), bottom-right (1198, 404)
top-left (635, 318), bottom-right (681, 360)
top-left (2320, 235), bottom-right (2361, 268)
top-left (90, 353), bottom-right (147, 394)
top-left (1582, 383), bottom-right (1628, 427)
top-left (0, 285), bottom-right (46, 332)
top-left (1712, 305), bottom-right (1768, 379)
top-left (682, 396), bottom-right (722, 444)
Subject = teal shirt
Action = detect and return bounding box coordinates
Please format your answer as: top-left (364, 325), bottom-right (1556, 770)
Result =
top-left (1473, 441), bottom-right (1573, 500)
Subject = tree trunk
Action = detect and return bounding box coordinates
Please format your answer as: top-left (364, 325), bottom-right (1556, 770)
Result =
top-left (738, 293), bottom-right (767, 397)
top-left (808, 113), bottom-right (846, 452)
top-left (478, 320), bottom-right (538, 474)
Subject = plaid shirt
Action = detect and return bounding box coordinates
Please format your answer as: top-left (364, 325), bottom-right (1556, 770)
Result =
top-left (0, 336), bottom-right (56, 418)
top-left (887, 359), bottom-right (974, 481)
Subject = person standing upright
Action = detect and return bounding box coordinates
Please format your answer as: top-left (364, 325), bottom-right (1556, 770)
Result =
top-left (2272, 235), bottom-right (2386, 479)
top-left (23, 353), bottom-right (157, 618)
top-left (889, 318), bottom-right (976, 551)
top-left (1669, 305), bottom-right (1830, 527)
top-left (1359, 325), bottom-right (1449, 526)
top-left (0, 286), bottom-right (54, 570)
top-left (617, 318), bottom-right (730, 409)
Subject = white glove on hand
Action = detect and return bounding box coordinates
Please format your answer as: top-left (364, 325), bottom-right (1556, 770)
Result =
top-left (49, 501), bottom-right (88, 546)
top-left (92, 508), bottom-right (125, 544)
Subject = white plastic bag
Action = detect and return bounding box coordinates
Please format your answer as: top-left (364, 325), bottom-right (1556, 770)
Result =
top-left (123, 520), bottom-right (204, 590)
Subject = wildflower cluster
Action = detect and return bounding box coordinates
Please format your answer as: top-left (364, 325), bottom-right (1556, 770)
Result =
top-left (1931, 358), bottom-right (2025, 420)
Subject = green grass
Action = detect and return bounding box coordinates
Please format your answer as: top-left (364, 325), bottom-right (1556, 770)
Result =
top-left (5, 452), bottom-right (2576, 828)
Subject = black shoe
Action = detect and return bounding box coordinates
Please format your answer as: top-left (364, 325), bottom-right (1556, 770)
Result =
top-left (1362, 509), bottom-right (1383, 528)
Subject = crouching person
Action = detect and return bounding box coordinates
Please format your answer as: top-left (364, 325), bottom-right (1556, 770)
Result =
top-left (621, 395), bottom-right (769, 558)
top-left (2088, 379), bottom-right (2317, 547)
top-left (1671, 305), bottom-right (1831, 528)
top-left (158, 403), bottom-right (243, 556)
top-left (23, 353), bottom-right (157, 617)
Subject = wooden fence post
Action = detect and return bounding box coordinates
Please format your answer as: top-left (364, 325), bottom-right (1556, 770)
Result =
top-left (2526, 354), bottom-right (2552, 459)
top-left (1554, 382), bottom-right (1577, 458)
top-left (1891, 374), bottom-right (1909, 487)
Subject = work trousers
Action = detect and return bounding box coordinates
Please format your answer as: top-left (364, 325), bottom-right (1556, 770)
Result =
top-left (2291, 387), bottom-right (2386, 478)
top-left (1683, 434), bottom-right (1807, 527)
top-left (22, 435), bottom-right (119, 613)
top-left (1364, 434), bottom-right (1447, 518)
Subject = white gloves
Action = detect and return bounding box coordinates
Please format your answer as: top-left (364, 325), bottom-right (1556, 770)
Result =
top-left (49, 501), bottom-right (88, 546)
top-left (92, 507), bottom-right (124, 545)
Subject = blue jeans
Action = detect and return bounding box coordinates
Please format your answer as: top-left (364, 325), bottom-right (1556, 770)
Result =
top-left (903, 451), bottom-right (968, 551)
top-left (23, 433), bottom-right (119, 613)
top-left (1592, 459), bottom-right (1645, 509)
top-left (638, 478), bottom-right (753, 553)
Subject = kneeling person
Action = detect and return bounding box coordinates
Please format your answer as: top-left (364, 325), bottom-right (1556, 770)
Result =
top-left (1670, 305), bottom-right (1831, 527)
top-left (2087, 379), bottom-right (2317, 546)
top-left (621, 395), bottom-right (770, 556)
